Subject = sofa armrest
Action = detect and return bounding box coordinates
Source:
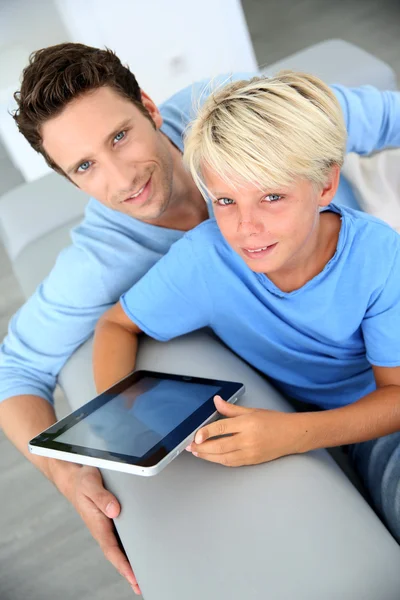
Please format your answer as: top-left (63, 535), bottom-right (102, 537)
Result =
top-left (59, 331), bottom-right (400, 600)
top-left (0, 172), bottom-right (87, 262)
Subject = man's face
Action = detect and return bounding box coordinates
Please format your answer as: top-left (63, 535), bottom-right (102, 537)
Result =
top-left (203, 165), bottom-right (337, 278)
top-left (42, 86), bottom-right (175, 221)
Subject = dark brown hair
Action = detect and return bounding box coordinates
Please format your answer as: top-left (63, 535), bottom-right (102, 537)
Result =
top-left (13, 42), bottom-right (151, 174)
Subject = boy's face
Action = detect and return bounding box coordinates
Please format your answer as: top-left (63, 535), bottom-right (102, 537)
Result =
top-left (203, 165), bottom-right (338, 277)
top-left (41, 86), bottom-right (175, 222)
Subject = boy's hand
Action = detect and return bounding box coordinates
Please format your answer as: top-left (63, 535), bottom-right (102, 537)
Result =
top-left (186, 395), bottom-right (306, 466)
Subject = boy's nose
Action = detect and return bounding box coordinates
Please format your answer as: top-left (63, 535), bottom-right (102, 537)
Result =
top-left (237, 214), bottom-right (264, 235)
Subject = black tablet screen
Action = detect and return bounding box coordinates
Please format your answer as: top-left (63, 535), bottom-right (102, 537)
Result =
top-left (57, 377), bottom-right (221, 457)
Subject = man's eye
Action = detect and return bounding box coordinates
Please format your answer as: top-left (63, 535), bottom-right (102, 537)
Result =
top-left (77, 161), bottom-right (92, 173)
top-left (264, 194), bottom-right (282, 202)
top-left (216, 198), bottom-right (235, 206)
top-left (114, 131), bottom-right (126, 143)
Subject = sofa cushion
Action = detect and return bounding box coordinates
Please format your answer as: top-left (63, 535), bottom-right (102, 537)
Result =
top-left (12, 217), bottom-right (83, 299)
top-left (261, 39), bottom-right (397, 90)
top-left (0, 172), bottom-right (87, 262)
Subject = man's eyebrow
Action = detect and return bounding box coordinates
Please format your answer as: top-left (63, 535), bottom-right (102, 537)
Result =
top-left (105, 118), bottom-right (133, 144)
top-left (66, 118), bottom-right (133, 174)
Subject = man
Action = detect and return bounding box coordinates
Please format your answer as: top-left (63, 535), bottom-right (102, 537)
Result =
top-left (0, 42), bottom-right (398, 594)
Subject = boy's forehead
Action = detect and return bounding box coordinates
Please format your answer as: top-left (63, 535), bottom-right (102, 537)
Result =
top-left (203, 164), bottom-right (292, 196)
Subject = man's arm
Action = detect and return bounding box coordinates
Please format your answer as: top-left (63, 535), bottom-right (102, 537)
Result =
top-left (93, 302), bottom-right (143, 393)
top-left (0, 239), bottom-right (145, 593)
top-left (333, 84), bottom-right (400, 155)
top-left (0, 390), bottom-right (141, 593)
top-left (0, 393), bottom-right (78, 484)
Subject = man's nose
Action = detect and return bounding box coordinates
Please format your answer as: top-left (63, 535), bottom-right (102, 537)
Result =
top-left (106, 156), bottom-right (136, 192)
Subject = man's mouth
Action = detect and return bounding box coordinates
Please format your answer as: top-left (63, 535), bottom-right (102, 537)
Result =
top-left (242, 242), bottom-right (278, 259)
top-left (123, 177), bottom-right (151, 204)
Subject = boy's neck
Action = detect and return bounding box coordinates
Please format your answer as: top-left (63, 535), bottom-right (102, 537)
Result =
top-left (267, 211), bottom-right (341, 293)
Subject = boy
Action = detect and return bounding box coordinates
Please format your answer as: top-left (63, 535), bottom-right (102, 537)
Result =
top-left (93, 72), bottom-right (400, 543)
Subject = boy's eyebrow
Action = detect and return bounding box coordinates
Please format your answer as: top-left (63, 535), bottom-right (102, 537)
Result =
top-left (66, 118), bottom-right (133, 174)
top-left (211, 187), bottom-right (289, 197)
top-left (210, 190), bottom-right (237, 198)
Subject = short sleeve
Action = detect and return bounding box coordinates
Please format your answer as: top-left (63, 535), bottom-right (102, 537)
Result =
top-left (120, 235), bottom-right (213, 341)
top-left (362, 237), bottom-right (400, 366)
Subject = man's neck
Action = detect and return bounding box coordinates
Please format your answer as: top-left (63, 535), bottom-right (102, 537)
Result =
top-left (152, 134), bottom-right (209, 232)
top-left (157, 183), bottom-right (209, 232)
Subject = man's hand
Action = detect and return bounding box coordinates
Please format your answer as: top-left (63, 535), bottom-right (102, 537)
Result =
top-left (55, 465), bottom-right (141, 595)
top-left (0, 395), bottom-right (141, 592)
top-left (186, 395), bottom-right (306, 466)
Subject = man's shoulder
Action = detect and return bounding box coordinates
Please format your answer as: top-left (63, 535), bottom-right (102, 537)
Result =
top-left (43, 241), bottom-right (110, 306)
top-left (78, 198), bottom-right (181, 253)
top-left (159, 72), bottom-right (257, 114)
top-left (184, 218), bottom-right (221, 244)
top-left (44, 199), bottom-right (178, 306)
top-left (159, 72), bottom-right (257, 150)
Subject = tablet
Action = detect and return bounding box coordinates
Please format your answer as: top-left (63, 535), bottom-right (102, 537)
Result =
top-left (29, 370), bottom-right (245, 476)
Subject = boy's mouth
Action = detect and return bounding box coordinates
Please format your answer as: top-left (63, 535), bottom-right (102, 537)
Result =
top-left (242, 242), bottom-right (278, 260)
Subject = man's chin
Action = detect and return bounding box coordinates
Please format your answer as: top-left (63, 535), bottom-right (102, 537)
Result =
top-left (123, 201), bottom-right (169, 223)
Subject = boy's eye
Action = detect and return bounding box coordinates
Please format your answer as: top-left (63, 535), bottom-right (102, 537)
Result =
top-left (264, 194), bottom-right (282, 202)
top-left (114, 131), bottom-right (126, 143)
top-left (77, 160), bottom-right (92, 173)
top-left (216, 198), bottom-right (235, 206)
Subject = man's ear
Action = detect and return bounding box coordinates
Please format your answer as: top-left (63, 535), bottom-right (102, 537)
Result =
top-left (140, 90), bottom-right (163, 129)
top-left (318, 164), bottom-right (341, 208)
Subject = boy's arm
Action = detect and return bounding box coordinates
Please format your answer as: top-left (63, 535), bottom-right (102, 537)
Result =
top-left (92, 232), bottom-right (213, 393)
top-left (190, 233), bottom-right (400, 464)
top-left (188, 367), bottom-right (400, 466)
top-left (296, 366), bottom-right (400, 452)
top-left (93, 302), bottom-right (143, 394)
top-left (299, 231), bottom-right (400, 448)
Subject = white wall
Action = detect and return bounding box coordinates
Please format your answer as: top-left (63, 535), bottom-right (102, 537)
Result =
top-left (0, 0), bottom-right (71, 181)
top-left (55, 0), bottom-right (257, 104)
top-left (0, 0), bottom-right (69, 72)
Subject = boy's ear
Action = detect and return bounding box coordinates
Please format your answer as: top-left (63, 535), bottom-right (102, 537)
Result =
top-left (318, 164), bottom-right (341, 208)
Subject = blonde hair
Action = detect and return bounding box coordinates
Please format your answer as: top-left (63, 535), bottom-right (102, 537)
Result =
top-left (184, 71), bottom-right (347, 198)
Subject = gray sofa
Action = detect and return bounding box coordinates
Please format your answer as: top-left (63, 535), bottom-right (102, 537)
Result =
top-left (1, 40), bottom-right (400, 599)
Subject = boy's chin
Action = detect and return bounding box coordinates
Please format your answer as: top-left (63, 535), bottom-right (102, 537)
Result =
top-left (245, 262), bottom-right (270, 274)
top-left (240, 252), bottom-right (279, 274)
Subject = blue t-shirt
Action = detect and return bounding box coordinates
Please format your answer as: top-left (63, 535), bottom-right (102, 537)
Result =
top-left (1, 79), bottom-right (400, 405)
top-left (121, 205), bottom-right (400, 409)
